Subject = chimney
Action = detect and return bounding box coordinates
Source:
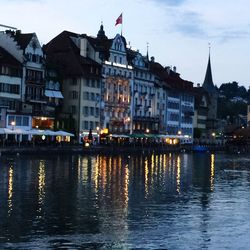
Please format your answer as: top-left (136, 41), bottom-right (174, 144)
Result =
top-left (173, 66), bottom-right (176, 72)
top-left (80, 37), bottom-right (87, 57)
top-left (165, 66), bottom-right (170, 74)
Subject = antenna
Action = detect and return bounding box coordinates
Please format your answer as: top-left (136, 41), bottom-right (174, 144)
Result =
top-left (0, 24), bottom-right (17, 30)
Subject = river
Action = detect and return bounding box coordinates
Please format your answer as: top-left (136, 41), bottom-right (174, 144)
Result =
top-left (0, 152), bottom-right (250, 249)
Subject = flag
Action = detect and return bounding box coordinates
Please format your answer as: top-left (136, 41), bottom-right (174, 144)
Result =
top-left (115, 13), bottom-right (122, 26)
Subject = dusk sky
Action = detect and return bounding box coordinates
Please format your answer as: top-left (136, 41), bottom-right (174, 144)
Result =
top-left (1, 0), bottom-right (250, 88)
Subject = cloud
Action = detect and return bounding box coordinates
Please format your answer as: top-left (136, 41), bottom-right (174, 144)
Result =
top-left (149, 0), bottom-right (186, 6)
top-left (212, 28), bottom-right (250, 43)
top-left (173, 11), bottom-right (206, 38)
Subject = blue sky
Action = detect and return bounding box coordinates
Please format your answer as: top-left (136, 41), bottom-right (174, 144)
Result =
top-left (1, 0), bottom-right (250, 88)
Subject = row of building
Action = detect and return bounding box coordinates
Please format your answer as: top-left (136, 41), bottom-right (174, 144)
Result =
top-left (0, 24), bottom-right (218, 143)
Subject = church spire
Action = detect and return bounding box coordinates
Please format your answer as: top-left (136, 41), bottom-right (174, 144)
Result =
top-left (97, 22), bottom-right (107, 39)
top-left (203, 45), bottom-right (215, 93)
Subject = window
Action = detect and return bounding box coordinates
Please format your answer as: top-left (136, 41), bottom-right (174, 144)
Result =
top-left (8, 115), bottom-right (15, 125)
top-left (119, 57), bottom-right (122, 64)
top-left (91, 93), bottom-right (95, 101)
top-left (72, 91), bottom-right (78, 99)
top-left (16, 116), bottom-right (22, 126)
top-left (91, 79), bottom-right (95, 87)
top-left (23, 116), bottom-right (29, 126)
top-left (71, 105), bottom-right (76, 114)
top-left (96, 108), bottom-right (99, 117)
top-left (84, 106), bottom-right (89, 116)
top-left (90, 107), bottom-right (94, 116)
top-left (90, 121), bottom-right (94, 129)
top-left (86, 79), bottom-right (90, 86)
top-left (83, 92), bottom-right (89, 100)
top-left (114, 56), bottom-right (117, 63)
top-left (84, 121), bottom-right (88, 130)
top-left (96, 93), bottom-right (100, 102)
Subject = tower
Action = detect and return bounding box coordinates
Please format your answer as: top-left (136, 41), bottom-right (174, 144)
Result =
top-left (202, 50), bottom-right (218, 132)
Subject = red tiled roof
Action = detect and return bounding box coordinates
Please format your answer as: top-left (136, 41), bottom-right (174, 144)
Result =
top-left (13, 33), bottom-right (34, 50)
top-left (44, 31), bottom-right (101, 78)
top-left (149, 61), bottom-right (193, 92)
top-left (0, 46), bottom-right (22, 67)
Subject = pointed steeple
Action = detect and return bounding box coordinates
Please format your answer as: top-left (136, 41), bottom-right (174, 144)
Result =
top-left (203, 46), bottom-right (216, 93)
top-left (146, 42), bottom-right (149, 61)
top-left (97, 22), bottom-right (107, 39)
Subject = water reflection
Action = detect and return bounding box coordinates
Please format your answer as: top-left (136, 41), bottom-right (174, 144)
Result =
top-left (8, 165), bottom-right (13, 216)
top-left (0, 153), bottom-right (250, 248)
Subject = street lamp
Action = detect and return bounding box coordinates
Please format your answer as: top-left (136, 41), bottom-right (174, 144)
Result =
top-left (146, 128), bottom-right (150, 133)
top-left (11, 121), bottom-right (15, 130)
top-left (96, 126), bottom-right (100, 144)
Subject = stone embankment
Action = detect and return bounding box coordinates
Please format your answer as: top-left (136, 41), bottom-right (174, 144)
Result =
top-left (0, 144), bottom-right (229, 156)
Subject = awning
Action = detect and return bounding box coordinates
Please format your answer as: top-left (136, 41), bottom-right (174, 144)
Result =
top-left (53, 130), bottom-right (74, 137)
top-left (45, 90), bottom-right (64, 99)
top-left (110, 134), bottom-right (129, 138)
top-left (45, 90), bottom-right (54, 98)
top-left (0, 128), bottom-right (74, 136)
top-left (53, 91), bottom-right (63, 98)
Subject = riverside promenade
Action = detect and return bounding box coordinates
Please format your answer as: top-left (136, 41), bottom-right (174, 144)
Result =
top-left (0, 143), bottom-right (228, 156)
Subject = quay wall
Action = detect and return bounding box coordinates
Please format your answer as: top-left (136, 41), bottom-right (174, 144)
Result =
top-left (0, 144), bottom-right (229, 156)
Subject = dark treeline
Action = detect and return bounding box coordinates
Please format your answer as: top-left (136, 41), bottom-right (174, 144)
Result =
top-left (217, 81), bottom-right (249, 121)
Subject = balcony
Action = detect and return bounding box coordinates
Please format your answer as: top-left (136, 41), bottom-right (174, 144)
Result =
top-left (33, 109), bottom-right (55, 117)
top-left (183, 111), bottom-right (194, 117)
top-left (26, 94), bottom-right (47, 103)
top-left (133, 116), bottom-right (159, 122)
top-left (26, 77), bottom-right (45, 85)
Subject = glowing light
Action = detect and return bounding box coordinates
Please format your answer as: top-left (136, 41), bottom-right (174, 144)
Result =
top-left (38, 160), bottom-right (46, 209)
top-left (8, 166), bottom-right (13, 216)
top-left (176, 156), bottom-right (181, 193)
top-left (210, 154), bottom-right (215, 191)
top-left (145, 158), bottom-right (149, 198)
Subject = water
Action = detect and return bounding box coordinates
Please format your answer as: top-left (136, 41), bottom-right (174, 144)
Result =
top-left (0, 152), bottom-right (250, 249)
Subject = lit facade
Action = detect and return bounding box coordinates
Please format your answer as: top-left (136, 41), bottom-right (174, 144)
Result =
top-left (101, 34), bottom-right (133, 134)
top-left (132, 52), bottom-right (159, 133)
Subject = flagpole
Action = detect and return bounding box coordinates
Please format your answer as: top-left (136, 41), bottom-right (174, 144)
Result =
top-left (121, 12), bottom-right (123, 36)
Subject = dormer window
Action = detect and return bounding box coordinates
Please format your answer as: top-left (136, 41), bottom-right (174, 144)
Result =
top-left (32, 54), bottom-right (36, 62)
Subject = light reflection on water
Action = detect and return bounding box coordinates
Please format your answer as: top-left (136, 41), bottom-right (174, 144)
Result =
top-left (0, 153), bottom-right (250, 249)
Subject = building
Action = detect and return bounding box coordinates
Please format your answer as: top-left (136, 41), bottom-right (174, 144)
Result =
top-left (45, 24), bottom-right (196, 142)
top-left (44, 30), bottom-right (102, 140)
top-left (0, 46), bottom-right (22, 128)
top-left (193, 85), bottom-right (209, 139)
top-left (149, 60), bottom-right (194, 141)
top-left (0, 29), bottom-right (64, 141)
